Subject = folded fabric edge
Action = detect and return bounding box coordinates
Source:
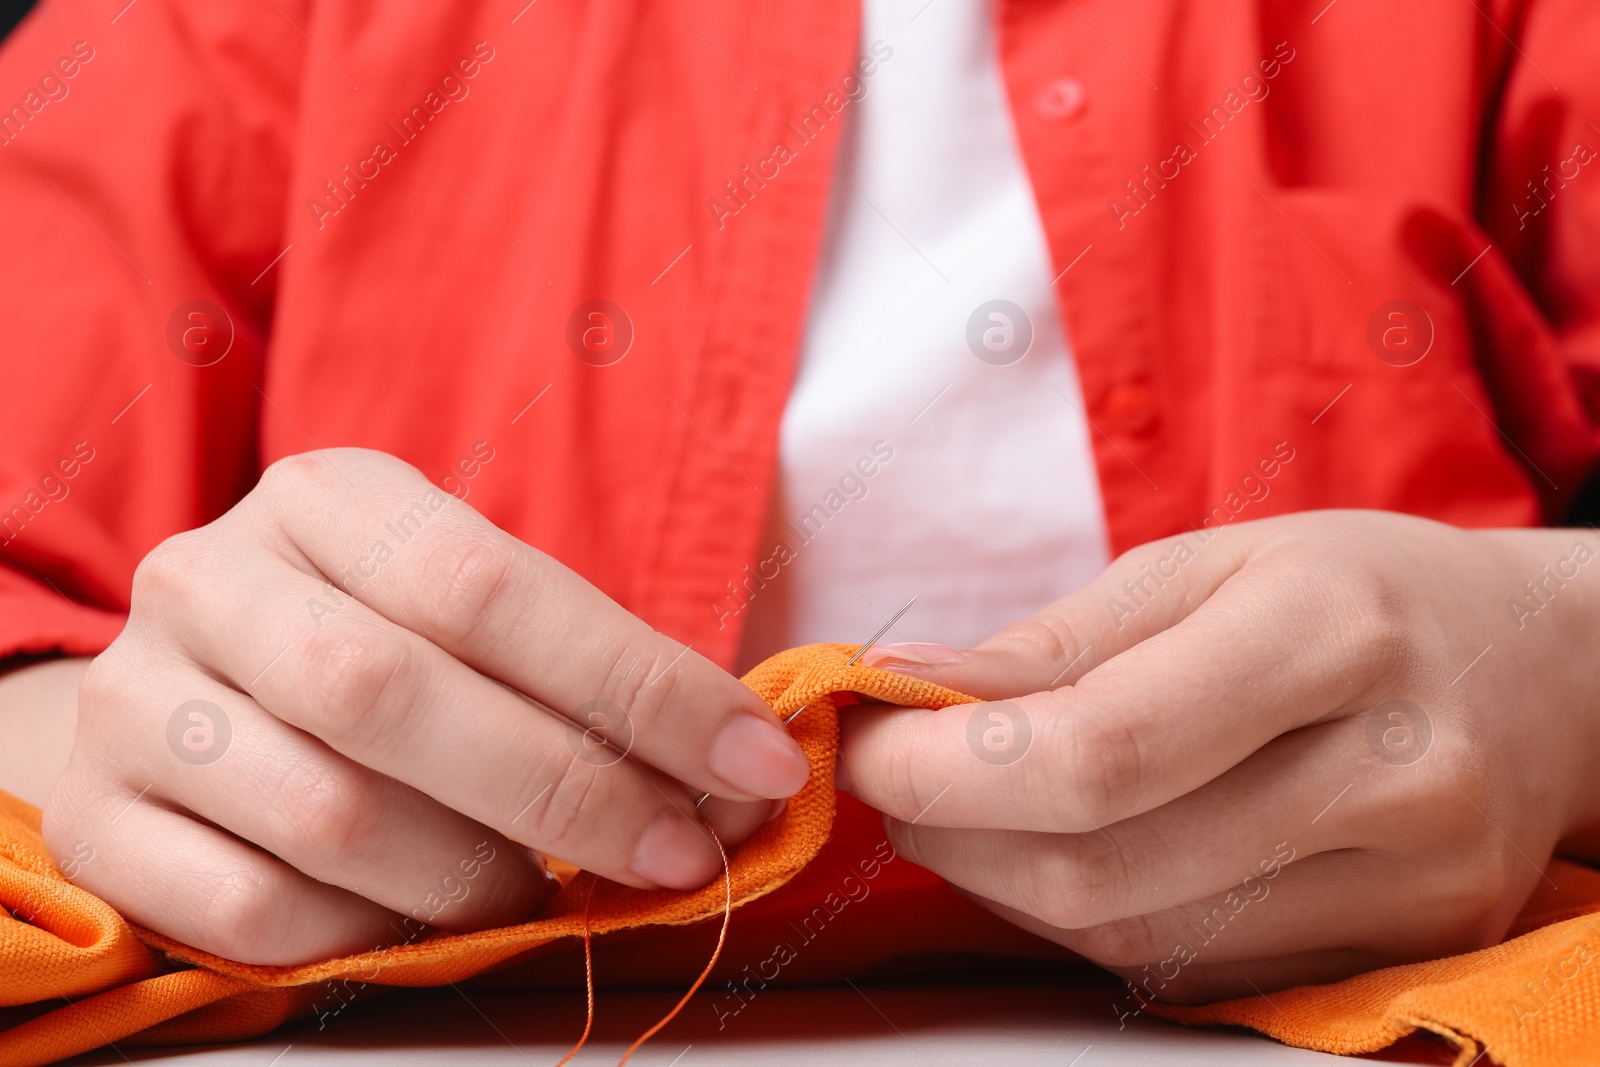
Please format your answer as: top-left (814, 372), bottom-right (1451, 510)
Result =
top-left (128, 859), bottom-right (817, 989)
top-left (0, 969), bottom-right (254, 1067)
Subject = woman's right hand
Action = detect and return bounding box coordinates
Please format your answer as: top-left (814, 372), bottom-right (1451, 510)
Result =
top-left (42, 448), bottom-right (808, 965)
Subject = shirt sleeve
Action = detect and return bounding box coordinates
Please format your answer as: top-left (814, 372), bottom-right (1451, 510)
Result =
top-left (1479, 0), bottom-right (1600, 518)
top-left (0, 0), bottom-right (305, 662)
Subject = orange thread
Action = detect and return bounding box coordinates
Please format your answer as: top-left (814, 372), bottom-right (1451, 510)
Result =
top-left (616, 826), bottom-right (733, 1066)
top-left (553, 875), bottom-right (599, 1067)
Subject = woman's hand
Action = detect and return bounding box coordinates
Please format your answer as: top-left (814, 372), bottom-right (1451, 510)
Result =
top-left (43, 448), bottom-right (808, 965)
top-left (839, 510), bottom-right (1600, 1002)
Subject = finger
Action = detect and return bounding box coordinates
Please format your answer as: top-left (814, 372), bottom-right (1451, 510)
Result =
top-left (698, 795), bottom-right (785, 846)
top-left (239, 450), bottom-right (807, 801)
top-left (961, 849), bottom-right (1495, 971)
top-left (47, 790), bottom-right (398, 966)
top-left (136, 677), bottom-right (557, 931)
top-left (859, 527), bottom-right (1255, 696)
top-left (841, 551), bottom-right (1384, 829)
top-left (968, 891), bottom-right (1387, 1001)
top-left (156, 565), bottom-right (728, 891)
top-left (880, 720), bottom-right (1373, 925)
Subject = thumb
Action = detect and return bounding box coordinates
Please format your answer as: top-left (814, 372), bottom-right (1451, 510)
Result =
top-left (860, 526), bottom-right (1255, 700)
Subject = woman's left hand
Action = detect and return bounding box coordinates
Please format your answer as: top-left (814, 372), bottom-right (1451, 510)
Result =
top-left (838, 510), bottom-right (1600, 1003)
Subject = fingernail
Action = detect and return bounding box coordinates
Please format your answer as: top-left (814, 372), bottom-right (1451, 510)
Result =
top-left (709, 713), bottom-right (810, 799)
top-left (764, 797), bottom-right (788, 824)
top-left (833, 759), bottom-right (856, 796)
top-left (630, 809), bottom-right (721, 889)
top-left (861, 642), bottom-right (968, 670)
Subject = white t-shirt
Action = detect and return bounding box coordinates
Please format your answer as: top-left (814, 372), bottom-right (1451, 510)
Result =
top-left (735, 0), bottom-right (1110, 670)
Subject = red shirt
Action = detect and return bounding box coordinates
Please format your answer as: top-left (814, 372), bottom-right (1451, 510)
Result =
top-left (2, 0), bottom-right (1598, 975)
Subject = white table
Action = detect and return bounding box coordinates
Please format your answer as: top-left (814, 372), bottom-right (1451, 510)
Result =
top-left (65, 982), bottom-right (1454, 1065)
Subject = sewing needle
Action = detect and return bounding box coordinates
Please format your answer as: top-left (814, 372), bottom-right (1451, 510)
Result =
top-left (784, 594), bottom-right (918, 725)
top-left (693, 595), bottom-right (917, 809)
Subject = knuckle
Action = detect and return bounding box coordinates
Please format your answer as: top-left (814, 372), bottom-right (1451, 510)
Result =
top-left (1037, 712), bottom-right (1144, 829)
top-left (1030, 835), bottom-right (1132, 929)
top-left (593, 639), bottom-right (683, 737)
top-left (415, 535), bottom-right (521, 647)
top-left (297, 619), bottom-right (412, 746)
top-left (1073, 913), bottom-right (1159, 967)
top-left (1442, 710), bottom-right (1490, 778)
top-left (1261, 544), bottom-right (1412, 679)
top-left (1432, 808), bottom-right (1518, 934)
top-left (258, 451), bottom-right (336, 501)
top-left (1000, 615), bottom-right (1083, 677)
top-left (525, 753), bottom-right (606, 854)
top-left (130, 529), bottom-right (211, 612)
top-left (1026, 847), bottom-right (1088, 930)
top-left (39, 785), bottom-right (96, 865)
top-left (1105, 544), bottom-right (1146, 578)
top-left (1449, 872), bottom-right (1515, 948)
top-left (876, 725), bottom-right (944, 822)
top-left (201, 865), bottom-right (292, 963)
top-left (1379, 859), bottom-right (1510, 957)
top-left (274, 760), bottom-right (382, 866)
top-left (1460, 886), bottom-right (1517, 950)
top-left (1351, 571), bottom-right (1412, 670)
top-left (1425, 745), bottom-right (1491, 835)
top-left (76, 651), bottom-right (132, 723)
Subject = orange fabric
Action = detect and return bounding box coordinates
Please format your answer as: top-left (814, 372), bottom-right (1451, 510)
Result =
top-left (1154, 864), bottom-right (1600, 1066)
top-left (0, 644), bottom-right (1596, 1067)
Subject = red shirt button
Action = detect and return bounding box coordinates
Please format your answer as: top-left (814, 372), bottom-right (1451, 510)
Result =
top-left (1104, 383), bottom-right (1159, 435)
top-left (1034, 78), bottom-right (1087, 121)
